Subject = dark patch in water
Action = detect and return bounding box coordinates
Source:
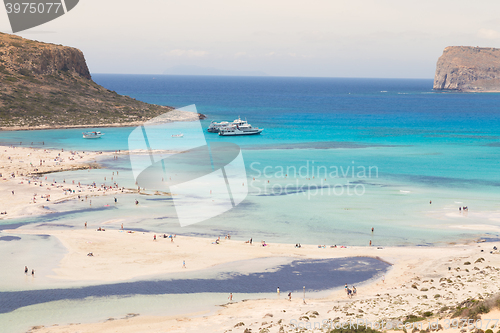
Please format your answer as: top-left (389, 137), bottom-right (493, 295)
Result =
top-left (243, 141), bottom-right (405, 150)
top-left (0, 223), bottom-right (29, 231)
top-left (228, 201), bottom-right (255, 209)
top-left (478, 237), bottom-right (500, 243)
top-left (125, 227), bottom-right (152, 233)
top-left (255, 182), bottom-right (371, 197)
top-left (255, 184), bottom-right (332, 196)
top-left (388, 173), bottom-right (500, 189)
top-left (29, 206), bottom-right (118, 224)
top-left (486, 142), bottom-right (500, 147)
top-left (146, 197), bottom-right (174, 202)
top-left (0, 236), bottom-right (21, 241)
top-left (36, 224), bottom-right (74, 229)
top-left (178, 231), bottom-right (226, 238)
top-left (253, 179), bottom-right (392, 197)
top-left (426, 134), bottom-right (500, 140)
top-left (0, 257), bottom-right (389, 314)
top-left (36, 234), bottom-right (51, 239)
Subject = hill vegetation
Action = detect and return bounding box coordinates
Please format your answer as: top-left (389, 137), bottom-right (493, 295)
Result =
top-left (0, 33), bottom-right (173, 129)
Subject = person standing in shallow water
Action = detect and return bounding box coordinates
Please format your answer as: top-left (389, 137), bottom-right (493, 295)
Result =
top-left (31, 269), bottom-right (34, 276)
top-left (24, 266), bottom-right (28, 274)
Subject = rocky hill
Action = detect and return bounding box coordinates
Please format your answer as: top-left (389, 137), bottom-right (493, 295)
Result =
top-left (0, 33), bottom-right (179, 129)
top-left (433, 46), bottom-right (500, 92)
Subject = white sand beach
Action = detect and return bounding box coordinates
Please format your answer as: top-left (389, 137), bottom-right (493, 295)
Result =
top-left (12, 227), bottom-right (499, 333)
top-left (0, 145), bottom-right (133, 220)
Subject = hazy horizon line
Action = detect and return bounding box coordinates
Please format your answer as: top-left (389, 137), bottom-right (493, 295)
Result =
top-left (90, 73), bottom-right (434, 80)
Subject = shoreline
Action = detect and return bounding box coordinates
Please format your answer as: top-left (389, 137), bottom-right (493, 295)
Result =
top-left (0, 111), bottom-right (207, 132)
top-left (434, 89), bottom-right (500, 93)
top-left (0, 122), bottom-right (149, 132)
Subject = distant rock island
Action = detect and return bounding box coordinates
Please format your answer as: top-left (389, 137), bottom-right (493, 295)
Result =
top-left (0, 33), bottom-right (202, 130)
top-left (433, 46), bottom-right (500, 92)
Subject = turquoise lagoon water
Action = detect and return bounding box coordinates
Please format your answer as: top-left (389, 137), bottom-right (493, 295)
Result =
top-left (1, 76), bottom-right (499, 245)
top-left (1, 76), bottom-right (500, 331)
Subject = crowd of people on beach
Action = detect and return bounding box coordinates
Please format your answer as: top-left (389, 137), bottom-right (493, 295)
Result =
top-left (0, 146), bottom-right (128, 216)
top-left (212, 234), bottom-right (233, 244)
top-left (151, 234), bottom-right (177, 242)
top-left (2, 175), bottom-right (125, 215)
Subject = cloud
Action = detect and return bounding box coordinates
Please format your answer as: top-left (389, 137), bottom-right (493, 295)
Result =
top-left (166, 49), bottom-right (209, 57)
top-left (288, 52), bottom-right (314, 59)
top-left (234, 52), bottom-right (248, 58)
top-left (477, 29), bottom-right (500, 39)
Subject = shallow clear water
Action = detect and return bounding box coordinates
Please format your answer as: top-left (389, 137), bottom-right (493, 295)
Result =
top-left (2, 76), bottom-right (500, 244)
top-left (0, 293), bottom-right (227, 333)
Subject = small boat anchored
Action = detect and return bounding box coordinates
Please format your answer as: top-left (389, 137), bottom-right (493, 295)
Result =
top-left (171, 133), bottom-right (184, 138)
top-left (82, 131), bottom-right (104, 139)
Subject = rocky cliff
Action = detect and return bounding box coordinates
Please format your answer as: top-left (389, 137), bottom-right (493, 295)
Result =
top-left (433, 46), bottom-right (500, 92)
top-left (0, 33), bottom-right (175, 129)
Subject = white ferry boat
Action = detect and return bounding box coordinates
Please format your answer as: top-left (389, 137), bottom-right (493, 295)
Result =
top-left (82, 131), bottom-right (104, 139)
top-left (219, 122), bottom-right (263, 136)
top-left (207, 120), bottom-right (231, 132)
top-left (207, 117), bottom-right (253, 132)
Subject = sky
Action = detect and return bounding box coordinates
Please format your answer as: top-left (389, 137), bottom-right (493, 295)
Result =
top-left (1, 0), bottom-right (500, 78)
